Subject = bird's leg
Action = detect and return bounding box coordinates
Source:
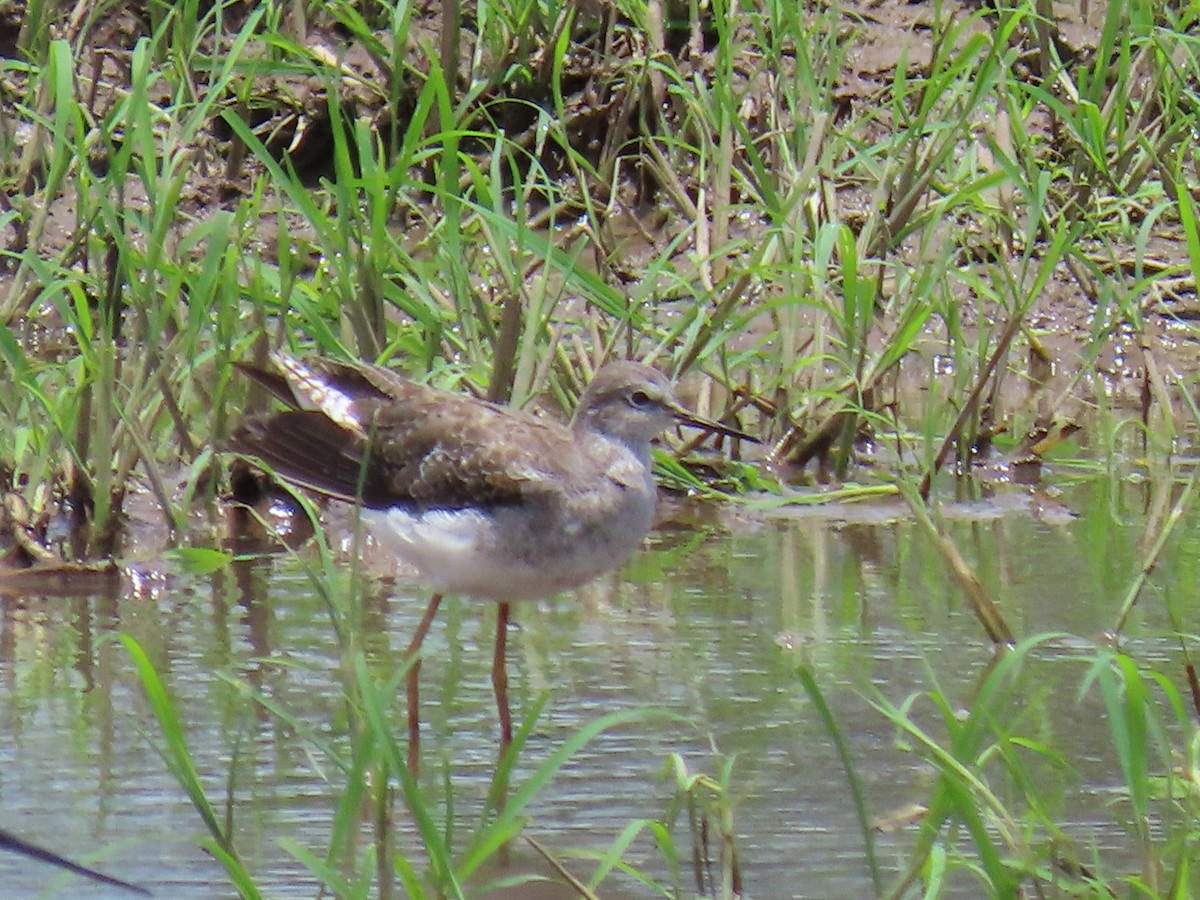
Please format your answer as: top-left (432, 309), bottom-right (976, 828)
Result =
top-left (493, 602), bottom-right (513, 759)
top-left (405, 593), bottom-right (443, 777)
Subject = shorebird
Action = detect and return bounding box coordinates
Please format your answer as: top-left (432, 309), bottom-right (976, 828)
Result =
top-left (230, 353), bottom-right (751, 773)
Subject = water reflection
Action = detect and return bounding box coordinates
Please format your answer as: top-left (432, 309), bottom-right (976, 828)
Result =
top-left (0, 475), bottom-right (1193, 897)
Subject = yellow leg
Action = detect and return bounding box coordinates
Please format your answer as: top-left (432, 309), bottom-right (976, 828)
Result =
top-left (405, 593), bottom-right (443, 777)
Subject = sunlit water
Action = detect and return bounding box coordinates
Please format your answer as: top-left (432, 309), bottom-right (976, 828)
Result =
top-left (0, 471), bottom-right (1195, 897)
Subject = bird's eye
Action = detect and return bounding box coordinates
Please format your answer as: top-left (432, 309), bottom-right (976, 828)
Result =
top-left (629, 390), bottom-right (651, 409)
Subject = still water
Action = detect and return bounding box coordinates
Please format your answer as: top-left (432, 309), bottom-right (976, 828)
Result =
top-left (0, 471), bottom-right (1192, 897)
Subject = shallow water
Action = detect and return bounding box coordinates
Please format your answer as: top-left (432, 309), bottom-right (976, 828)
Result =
top-left (0, 470), bottom-right (1196, 897)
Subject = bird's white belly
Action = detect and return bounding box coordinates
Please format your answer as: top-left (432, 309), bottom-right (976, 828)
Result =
top-left (363, 501), bottom-right (652, 601)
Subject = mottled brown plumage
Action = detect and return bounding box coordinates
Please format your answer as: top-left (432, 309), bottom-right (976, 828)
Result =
top-left (231, 356), bottom-right (695, 513)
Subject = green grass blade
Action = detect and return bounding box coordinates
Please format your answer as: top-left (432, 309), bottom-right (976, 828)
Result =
top-left (353, 654), bottom-right (464, 899)
top-left (119, 634), bottom-right (226, 847)
top-left (794, 662), bottom-right (882, 893)
top-left (458, 707), bottom-right (672, 880)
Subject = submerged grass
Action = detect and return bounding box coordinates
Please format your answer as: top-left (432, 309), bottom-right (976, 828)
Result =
top-left (4, 0), bottom-right (1200, 895)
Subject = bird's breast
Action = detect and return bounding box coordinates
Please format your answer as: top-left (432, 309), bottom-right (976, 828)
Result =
top-left (363, 477), bottom-right (657, 602)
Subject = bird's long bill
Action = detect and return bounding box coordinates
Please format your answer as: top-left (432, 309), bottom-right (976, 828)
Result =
top-left (668, 402), bottom-right (757, 442)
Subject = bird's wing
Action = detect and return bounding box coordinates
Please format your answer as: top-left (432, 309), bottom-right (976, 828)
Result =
top-left (231, 358), bottom-right (598, 510)
top-left (228, 410), bottom-right (397, 506)
top-left (367, 392), bottom-right (598, 508)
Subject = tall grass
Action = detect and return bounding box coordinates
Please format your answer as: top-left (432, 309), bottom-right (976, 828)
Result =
top-left (4, 0), bottom-right (1199, 539)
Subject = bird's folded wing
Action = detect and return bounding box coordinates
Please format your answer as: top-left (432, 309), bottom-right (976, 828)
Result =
top-left (369, 396), bottom-right (600, 507)
top-left (232, 361), bottom-right (602, 510)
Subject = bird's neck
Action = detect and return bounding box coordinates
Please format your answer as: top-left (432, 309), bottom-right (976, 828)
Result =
top-left (574, 418), bottom-right (654, 469)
